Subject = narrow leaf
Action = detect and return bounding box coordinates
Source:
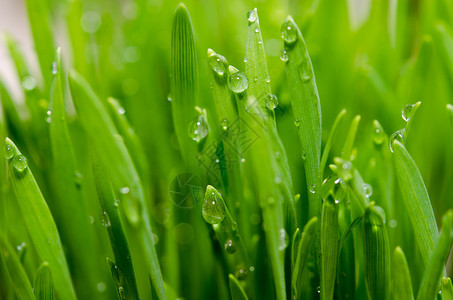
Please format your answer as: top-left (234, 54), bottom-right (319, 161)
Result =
top-left (442, 277), bottom-right (453, 300)
top-left (321, 198), bottom-right (338, 300)
top-left (34, 262), bottom-right (54, 300)
top-left (392, 247), bottom-right (414, 300)
top-left (229, 274), bottom-right (248, 300)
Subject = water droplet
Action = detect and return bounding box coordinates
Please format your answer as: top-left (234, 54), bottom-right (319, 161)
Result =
top-left (97, 282), bottom-right (106, 292)
top-left (220, 118), bottom-right (229, 132)
top-left (89, 216), bottom-right (94, 224)
top-left (244, 57), bottom-right (248, 63)
top-left (16, 242), bottom-right (25, 252)
top-left (265, 76), bottom-right (271, 83)
top-left (228, 72), bottom-right (248, 93)
top-left (301, 152), bottom-right (306, 160)
top-left (46, 110), bottom-right (52, 123)
top-left (114, 199), bottom-right (120, 207)
top-left (202, 186), bottom-right (226, 225)
top-left (51, 61), bottom-right (57, 75)
top-left (363, 183), bottom-right (373, 198)
top-left (389, 129), bottom-right (405, 152)
top-left (372, 120), bottom-right (386, 145)
top-left (21, 76), bottom-right (36, 91)
top-left (316, 286), bottom-right (321, 294)
top-left (100, 210), bottom-right (111, 227)
top-left (299, 60), bottom-right (312, 82)
top-left (280, 49), bottom-right (289, 62)
top-left (255, 28), bottom-right (260, 33)
top-left (389, 219), bottom-right (398, 228)
top-left (120, 187), bottom-right (130, 195)
top-left (74, 171), bottom-right (83, 188)
top-left (281, 20), bottom-right (298, 44)
top-left (294, 118), bottom-right (301, 127)
top-left (266, 94), bottom-right (278, 110)
top-left (117, 106), bottom-right (125, 115)
top-left (12, 155), bottom-right (27, 172)
top-left (4, 142), bottom-right (15, 159)
top-left (241, 158), bottom-right (246, 163)
top-left (309, 184), bottom-right (317, 194)
top-left (247, 9), bottom-right (258, 23)
top-left (209, 53), bottom-right (228, 76)
top-left (278, 228), bottom-right (289, 251)
top-left (81, 11), bottom-right (102, 34)
top-left (167, 94), bottom-right (172, 102)
top-left (402, 102), bottom-right (419, 122)
top-left (235, 265), bottom-right (249, 280)
top-left (189, 113), bottom-right (208, 142)
top-left (224, 239), bottom-right (237, 254)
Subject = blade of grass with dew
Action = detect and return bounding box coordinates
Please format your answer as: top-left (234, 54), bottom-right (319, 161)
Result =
top-left (291, 216), bottom-right (317, 300)
top-left (442, 278), bottom-right (453, 300)
top-left (0, 237), bottom-right (34, 300)
top-left (68, 70), bottom-right (166, 300)
top-left (417, 210), bottom-right (453, 300)
top-left (320, 196), bottom-right (339, 300)
top-left (170, 3), bottom-right (199, 172)
top-left (392, 140), bottom-right (439, 266)
top-left (4, 138), bottom-right (76, 300)
top-left (49, 47), bottom-right (104, 298)
top-left (229, 274), bottom-right (249, 300)
top-left (34, 262), bottom-right (54, 300)
top-left (24, 0), bottom-right (55, 89)
top-left (363, 205), bottom-right (390, 300)
top-left (392, 247), bottom-right (414, 300)
top-left (244, 9), bottom-right (297, 230)
top-left (283, 16), bottom-right (322, 221)
top-left (91, 154), bottom-right (140, 300)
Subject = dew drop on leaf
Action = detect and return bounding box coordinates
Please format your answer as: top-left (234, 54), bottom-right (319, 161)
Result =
top-left (21, 76), bottom-right (37, 91)
top-left (247, 9), bottom-right (257, 23)
top-left (4, 142), bottom-right (15, 159)
top-left (309, 184), bottom-right (317, 194)
top-left (372, 120), bottom-right (386, 145)
top-left (209, 53), bottom-right (228, 77)
top-left (228, 72), bottom-right (249, 93)
top-left (280, 48), bottom-right (289, 62)
top-left (278, 228), bottom-right (289, 251)
top-left (266, 94), bottom-right (278, 110)
top-left (51, 61), bottom-right (57, 75)
top-left (12, 155), bottom-right (27, 172)
top-left (389, 129), bottom-right (405, 152)
top-left (281, 20), bottom-right (298, 44)
top-left (220, 118), bottom-right (229, 132)
top-left (202, 187), bottom-right (225, 225)
top-left (363, 183), bottom-right (372, 198)
top-left (189, 113), bottom-right (208, 142)
top-left (224, 239), bottom-right (237, 254)
top-left (100, 210), bottom-right (111, 227)
top-left (402, 102), bottom-right (419, 122)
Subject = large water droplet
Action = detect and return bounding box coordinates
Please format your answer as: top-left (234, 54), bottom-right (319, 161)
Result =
top-left (402, 102), bottom-right (419, 122)
top-left (4, 142), bottom-right (15, 159)
top-left (21, 76), bottom-right (36, 91)
top-left (12, 155), bottom-right (27, 172)
top-left (220, 118), bottom-right (229, 132)
top-left (280, 48), bottom-right (289, 62)
top-left (228, 72), bottom-right (248, 93)
top-left (224, 239), bottom-right (237, 254)
top-left (372, 120), bottom-right (386, 145)
top-left (389, 129), bottom-right (405, 152)
top-left (247, 9), bottom-right (258, 23)
top-left (202, 186), bottom-right (226, 225)
top-left (363, 183), bottom-right (373, 198)
top-left (209, 53), bottom-right (228, 77)
top-left (278, 228), bottom-right (289, 250)
top-left (189, 113), bottom-right (208, 142)
top-left (281, 20), bottom-right (298, 44)
top-left (266, 94), bottom-right (278, 110)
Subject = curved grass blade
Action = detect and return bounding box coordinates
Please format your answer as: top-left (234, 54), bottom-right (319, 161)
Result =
top-left (363, 205), bottom-right (390, 300)
top-left (341, 115), bottom-right (361, 161)
top-left (49, 47), bottom-right (103, 298)
top-left (291, 217), bottom-right (317, 300)
top-left (321, 197), bottom-right (338, 300)
top-left (4, 138), bottom-right (76, 300)
top-left (170, 3), bottom-right (199, 171)
top-left (284, 16), bottom-right (322, 221)
top-left (392, 247), bottom-right (414, 300)
top-left (0, 237), bottom-right (34, 300)
top-left (417, 210), bottom-right (453, 300)
top-left (442, 277), bottom-right (453, 300)
top-left (92, 154), bottom-right (140, 300)
top-left (392, 140), bottom-right (439, 266)
top-left (68, 71), bottom-right (166, 299)
top-left (34, 262), bottom-right (54, 300)
top-left (319, 109), bottom-right (346, 179)
top-left (229, 274), bottom-right (248, 300)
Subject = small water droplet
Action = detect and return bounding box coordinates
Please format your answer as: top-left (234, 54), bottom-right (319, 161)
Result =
top-left (202, 186), bottom-right (225, 225)
top-left (309, 184), bottom-right (317, 194)
top-left (89, 216), bottom-right (94, 224)
top-left (120, 187), bottom-right (130, 195)
top-left (209, 53), bottom-right (228, 76)
top-left (228, 72), bottom-right (248, 93)
top-left (299, 60), bottom-right (312, 83)
top-left (402, 102), bottom-right (419, 122)
top-left (265, 76), bottom-right (271, 83)
top-left (224, 239), bottom-right (237, 254)
top-left (189, 113), bottom-right (208, 142)
top-left (294, 118), bottom-right (301, 127)
top-left (389, 129), bottom-right (405, 152)
top-left (16, 242), bottom-right (26, 252)
top-left (4, 142), bottom-right (15, 159)
top-left (21, 76), bottom-right (36, 91)
top-left (372, 120), bottom-right (386, 145)
top-left (255, 28), bottom-right (260, 33)
top-left (281, 20), bottom-right (298, 44)
top-left (363, 183), bottom-right (373, 198)
top-left (266, 94), bottom-right (278, 110)
top-left (100, 210), bottom-right (111, 227)
top-left (241, 158), bottom-right (246, 163)
top-left (301, 152), bottom-right (306, 160)
top-left (167, 95), bottom-right (172, 102)
top-left (247, 9), bottom-right (258, 23)
top-left (220, 118), bottom-right (229, 132)
top-left (114, 199), bottom-right (120, 207)
top-left (244, 57), bottom-right (248, 63)
top-left (215, 159), bottom-right (220, 163)
top-left (316, 286), bottom-right (321, 294)
top-left (278, 228), bottom-right (289, 250)
top-left (118, 107), bottom-right (125, 115)
top-left (46, 110), bottom-right (52, 123)
top-left (12, 155), bottom-right (27, 172)
top-left (235, 265), bottom-right (249, 280)
top-left (51, 61), bottom-right (57, 75)
top-left (280, 49), bottom-right (289, 62)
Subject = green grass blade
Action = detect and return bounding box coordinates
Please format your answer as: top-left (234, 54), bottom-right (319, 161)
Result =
top-left (92, 156), bottom-right (140, 300)
top-left (170, 3), bottom-right (199, 170)
top-left (284, 16), bottom-right (322, 220)
top-left (321, 197), bottom-right (338, 300)
top-left (319, 109), bottom-right (346, 179)
top-left (442, 278), bottom-right (453, 300)
top-left (392, 247), bottom-right (414, 300)
top-left (49, 47), bottom-right (103, 298)
top-left (363, 205), bottom-right (390, 300)
top-left (417, 210), bottom-right (453, 300)
top-left (291, 217), bottom-right (317, 300)
top-left (4, 138), bottom-right (76, 300)
top-left (229, 274), bottom-right (248, 300)
top-left (68, 70), bottom-right (166, 299)
top-left (34, 262), bottom-right (54, 300)
top-left (0, 237), bottom-right (34, 300)
top-left (392, 140), bottom-right (439, 266)
top-left (341, 115), bottom-right (361, 161)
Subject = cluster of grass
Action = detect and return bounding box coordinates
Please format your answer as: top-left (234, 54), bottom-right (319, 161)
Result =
top-left (1, 0), bottom-right (453, 299)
